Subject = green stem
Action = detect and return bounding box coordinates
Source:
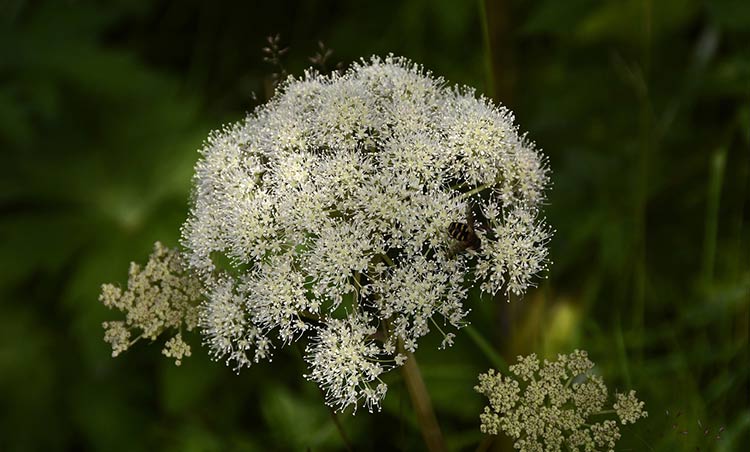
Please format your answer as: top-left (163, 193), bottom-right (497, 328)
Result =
top-left (475, 434), bottom-right (495, 452)
top-left (325, 404), bottom-right (354, 452)
top-left (379, 253), bottom-right (395, 267)
top-left (460, 183), bottom-right (494, 200)
top-left (478, 0), bottom-right (495, 100)
top-left (702, 147), bottom-right (727, 287)
top-left (400, 347), bottom-right (446, 452)
top-left (464, 325), bottom-right (508, 373)
top-left (614, 312), bottom-right (633, 388)
top-left (631, 0), bottom-right (654, 360)
top-left (430, 317), bottom-right (448, 339)
top-left (479, 0), bottom-right (515, 105)
top-left (293, 343), bottom-right (353, 451)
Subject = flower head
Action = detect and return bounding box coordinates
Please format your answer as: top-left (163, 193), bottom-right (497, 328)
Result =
top-left (475, 350), bottom-right (647, 451)
top-left (304, 314), bottom-right (389, 413)
top-left (99, 242), bottom-right (202, 365)
top-left (178, 55), bottom-right (550, 411)
top-left (614, 390), bottom-right (648, 425)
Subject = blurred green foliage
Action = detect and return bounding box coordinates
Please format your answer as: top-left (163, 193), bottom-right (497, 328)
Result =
top-left (1, 0), bottom-right (748, 450)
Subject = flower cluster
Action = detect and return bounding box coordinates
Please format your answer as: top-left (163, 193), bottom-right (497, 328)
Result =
top-left (304, 314), bottom-right (391, 413)
top-left (475, 350), bottom-right (648, 451)
top-left (100, 242), bottom-right (202, 365)
top-left (171, 55), bottom-right (550, 412)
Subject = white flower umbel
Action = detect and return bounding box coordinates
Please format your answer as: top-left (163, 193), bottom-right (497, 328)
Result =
top-left (200, 277), bottom-right (272, 371)
top-left (305, 314), bottom-right (389, 414)
top-left (181, 55), bottom-right (551, 412)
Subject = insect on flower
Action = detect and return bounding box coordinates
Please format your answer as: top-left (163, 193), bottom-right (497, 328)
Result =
top-left (448, 204), bottom-right (482, 253)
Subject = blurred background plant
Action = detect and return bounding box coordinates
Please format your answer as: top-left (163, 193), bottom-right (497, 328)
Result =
top-left (1, 0), bottom-right (748, 450)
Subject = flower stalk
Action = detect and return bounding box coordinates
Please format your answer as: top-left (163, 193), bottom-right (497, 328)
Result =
top-left (400, 347), bottom-right (446, 452)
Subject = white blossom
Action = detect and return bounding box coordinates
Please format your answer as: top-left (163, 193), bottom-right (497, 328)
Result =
top-left (200, 277), bottom-right (271, 371)
top-left (179, 55), bottom-right (551, 411)
top-left (305, 314), bottom-right (389, 414)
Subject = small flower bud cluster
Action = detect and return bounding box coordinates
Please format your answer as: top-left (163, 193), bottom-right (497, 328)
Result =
top-left (177, 55), bottom-right (550, 412)
top-left (475, 350), bottom-right (647, 451)
top-left (100, 242), bottom-right (202, 365)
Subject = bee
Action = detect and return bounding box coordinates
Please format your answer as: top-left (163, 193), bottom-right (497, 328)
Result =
top-left (448, 205), bottom-right (482, 253)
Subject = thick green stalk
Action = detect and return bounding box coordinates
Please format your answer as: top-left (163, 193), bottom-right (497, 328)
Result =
top-left (294, 343), bottom-right (354, 451)
top-left (326, 407), bottom-right (354, 452)
top-left (479, 0), bottom-right (515, 106)
top-left (400, 348), bottom-right (446, 452)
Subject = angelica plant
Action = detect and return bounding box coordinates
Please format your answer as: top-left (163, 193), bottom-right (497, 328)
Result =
top-left (100, 55), bottom-right (551, 415)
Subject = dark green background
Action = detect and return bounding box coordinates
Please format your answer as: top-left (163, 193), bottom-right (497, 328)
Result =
top-left (1, 0), bottom-right (748, 450)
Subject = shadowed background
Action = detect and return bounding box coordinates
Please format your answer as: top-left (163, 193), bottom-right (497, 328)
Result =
top-left (1, 0), bottom-right (748, 450)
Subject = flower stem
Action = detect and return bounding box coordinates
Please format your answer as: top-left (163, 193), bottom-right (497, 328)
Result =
top-left (400, 347), bottom-right (446, 452)
top-left (296, 342), bottom-right (354, 451)
top-left (459, 183), bottom-right (493, 199)
top-left (378, 253), bottom-right (395, 266)
top-left (464, 325), bottom-right (508, 373)
top-left (326, 406), bottom-right (354, 452)
top-left (475, 435), bottom-right (495, 452)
